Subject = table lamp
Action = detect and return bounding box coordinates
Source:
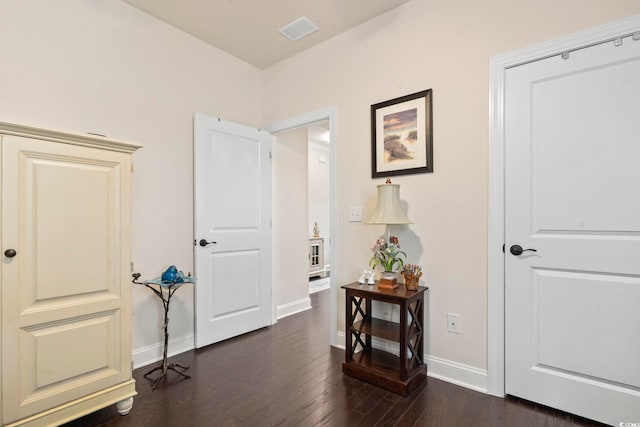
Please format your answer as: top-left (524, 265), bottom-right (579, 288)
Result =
top-left (366, 179), bottom-right (412, 288)
top-left (366, 178), bottom-right (412, 237)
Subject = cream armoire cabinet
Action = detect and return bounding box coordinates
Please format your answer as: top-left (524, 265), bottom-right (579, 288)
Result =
top-left (0, 122), bottom-right (141, 426)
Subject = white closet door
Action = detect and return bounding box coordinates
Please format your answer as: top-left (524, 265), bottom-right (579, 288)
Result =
top-left (504, 36), bottom-right (640, 425)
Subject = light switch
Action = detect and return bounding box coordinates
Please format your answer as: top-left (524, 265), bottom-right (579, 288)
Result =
top-left (349, 206), bottom-right (362, 222)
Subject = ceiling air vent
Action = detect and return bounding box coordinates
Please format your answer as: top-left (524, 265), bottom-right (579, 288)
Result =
top-left (278, 16), bottom-right (319, 42)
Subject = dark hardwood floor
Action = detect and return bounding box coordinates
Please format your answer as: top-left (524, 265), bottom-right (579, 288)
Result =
top-left (64, 290), bottom-right (605, 427)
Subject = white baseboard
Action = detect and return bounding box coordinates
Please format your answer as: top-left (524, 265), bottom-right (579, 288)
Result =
top-left (360, 337), bottom-right (488, 393)
top-left (132, 334), bottom-right (194, 369)
top-left (277, 297), bottom-right (312, 320)
top-left (372, 336), bottom-right (399, 355)
top-left (425, 354), bottom-right (488, 393)
top-left (335, 331), bottom-right (346, 349)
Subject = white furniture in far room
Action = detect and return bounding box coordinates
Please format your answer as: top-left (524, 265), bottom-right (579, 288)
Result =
top-left (308, 237), bottom-right (326, 278)
top-left (1, 122), bottom-right (141, 426)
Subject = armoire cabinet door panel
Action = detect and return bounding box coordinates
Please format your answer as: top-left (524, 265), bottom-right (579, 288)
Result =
top-left (19, 294), bottom-right (121, 325)
top-left (18, 311), bottom-right (124, 411)
top-left (29, 157), bottom-right (118, 301)
top-left (2, 133), bottom-right (134, 425)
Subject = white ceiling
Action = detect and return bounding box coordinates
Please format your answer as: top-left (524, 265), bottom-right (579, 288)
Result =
top-left (308, 121), bottom-right (330, 145)
top-left (121, 0), bottom-right (411, 69)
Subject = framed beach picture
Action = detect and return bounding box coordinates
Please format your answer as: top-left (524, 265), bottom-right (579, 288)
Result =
top-left (371, 89), bottom-right (433, 178)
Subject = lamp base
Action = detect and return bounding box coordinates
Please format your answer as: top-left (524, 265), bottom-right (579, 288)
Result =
top-left (378, 277), bottom-right (398, 290)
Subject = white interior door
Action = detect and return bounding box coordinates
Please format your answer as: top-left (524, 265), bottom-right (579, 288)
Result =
top-left (505, 36), bottom-right (640, 425)
top-left (194, 114), bottom-right (272, 348)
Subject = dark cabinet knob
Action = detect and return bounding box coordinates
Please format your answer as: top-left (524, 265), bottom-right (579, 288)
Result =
top-left (4, 249), bottom-right (17, 258)
top-left (199, 239), bottom-right (217, 247)
top-left (510, 244), bottom-right (537, 256)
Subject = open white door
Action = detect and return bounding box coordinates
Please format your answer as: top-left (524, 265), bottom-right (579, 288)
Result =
top-left (504, 36), bottom-right (640, 425)
top-left (194, 113), bottom-right (272, 348)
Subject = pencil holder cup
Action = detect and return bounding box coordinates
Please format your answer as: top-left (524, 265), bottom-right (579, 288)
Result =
top-left (402, 271), bottom-right (422, 291)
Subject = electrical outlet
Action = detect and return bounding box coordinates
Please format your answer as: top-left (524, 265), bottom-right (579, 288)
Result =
top-left (447, 313), bottom-right (461, 334)
top-left (349, 206), bottom-right (362, 222)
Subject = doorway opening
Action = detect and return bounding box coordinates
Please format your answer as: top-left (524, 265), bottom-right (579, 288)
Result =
top-left (307, 121), bottom-right (331, 295)
top-left (267, 107), bottom-right (339, 348)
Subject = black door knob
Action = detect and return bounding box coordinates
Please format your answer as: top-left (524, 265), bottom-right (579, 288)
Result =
top-left (199, 239), bottom-right (217, 247)
top-left (4, 249), bottom-right (17, 258)
top-left (510, 244), bottom-right (537, 256)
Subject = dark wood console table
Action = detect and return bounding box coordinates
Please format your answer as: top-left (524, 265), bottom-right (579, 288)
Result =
top-left (342, 282), bottom-right (428, 395)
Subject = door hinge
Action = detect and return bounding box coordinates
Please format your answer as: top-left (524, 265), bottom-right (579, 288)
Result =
top-left (502, 244), bottom-right (505, 253)
top-left (269, 151), bottom-right (272, 160)
top-left (131, 163), bottom-right (134, 173)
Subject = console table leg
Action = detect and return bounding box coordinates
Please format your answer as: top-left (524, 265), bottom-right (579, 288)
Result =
top-left (345, 295), bottom-right (353, 360)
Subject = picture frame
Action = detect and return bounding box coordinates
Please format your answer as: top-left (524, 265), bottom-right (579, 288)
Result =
top-left (371, 89), bottom-right (433, 178)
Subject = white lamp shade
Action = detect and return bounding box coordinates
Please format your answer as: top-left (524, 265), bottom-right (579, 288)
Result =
top-left (366, 183), bottom-right (412, 224)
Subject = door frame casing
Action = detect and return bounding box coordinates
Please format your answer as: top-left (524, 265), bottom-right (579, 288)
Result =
top-left (487, 14), bottom-right (640, 397)
top-left (265, 106), bottom-right (339, 348)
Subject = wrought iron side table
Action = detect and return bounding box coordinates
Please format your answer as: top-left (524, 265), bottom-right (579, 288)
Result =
top-left (132, 273), bottom-right (195, 389)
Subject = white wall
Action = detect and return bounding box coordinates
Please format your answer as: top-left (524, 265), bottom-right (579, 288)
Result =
top-left (262, 0), bottom-right (640, 377)
top-left (273, 127), bottom-right (311, 317)
top-left (308, 140), bottom-right (330, 264)
top-left (0, 0), bottom-right (263, 366)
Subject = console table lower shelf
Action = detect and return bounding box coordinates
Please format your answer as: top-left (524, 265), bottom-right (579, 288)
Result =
top-left (342, 349), bottom-right (427, 396)
top-left (342, 282), bottom-right (428, 396)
